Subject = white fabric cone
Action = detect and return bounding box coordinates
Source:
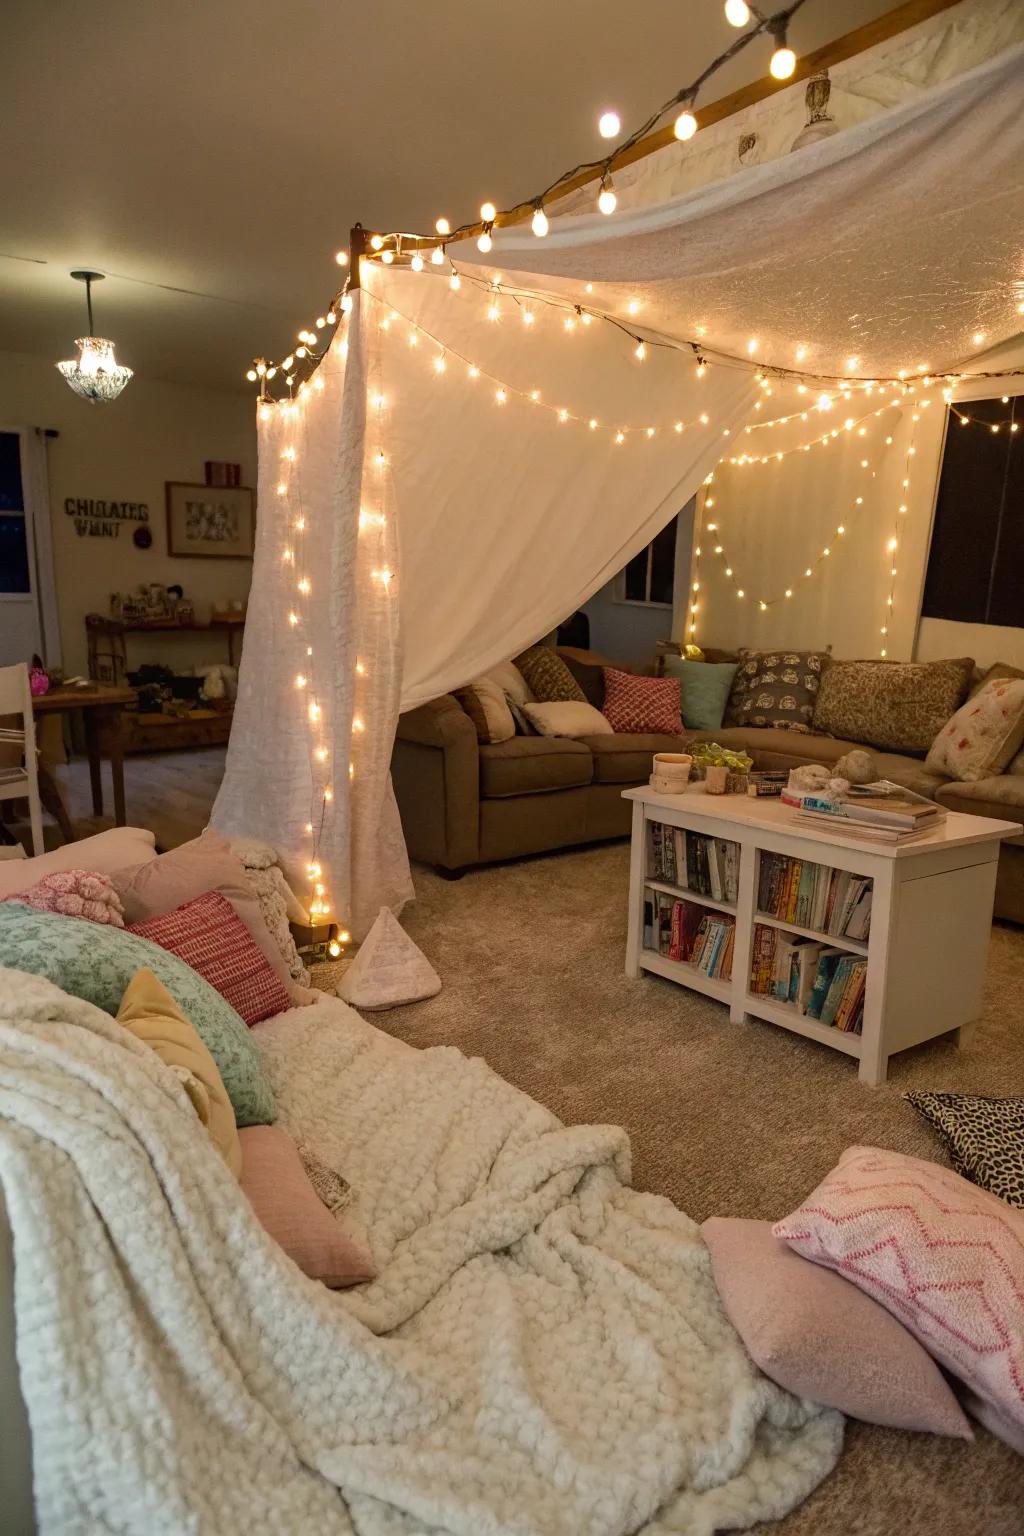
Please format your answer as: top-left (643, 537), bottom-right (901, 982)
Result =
top-left (337, 906), bottom-right (441, 1010)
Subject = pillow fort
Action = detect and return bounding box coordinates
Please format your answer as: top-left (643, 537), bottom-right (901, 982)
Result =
top-left (64, 497), bottom-right (150, 539)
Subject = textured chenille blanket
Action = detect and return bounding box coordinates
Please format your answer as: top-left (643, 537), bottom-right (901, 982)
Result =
top-left (0, 967), bottom-right (841, 1534)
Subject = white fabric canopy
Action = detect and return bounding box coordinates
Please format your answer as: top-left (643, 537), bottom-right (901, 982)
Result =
top-left (214, 4), bottom-right (1024, 937)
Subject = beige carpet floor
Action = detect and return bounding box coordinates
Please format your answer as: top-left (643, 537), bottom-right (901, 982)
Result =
top-left (378, 841), bottom-right (1024, 1536)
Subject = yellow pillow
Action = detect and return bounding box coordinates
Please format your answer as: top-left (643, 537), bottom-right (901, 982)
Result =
top-left (116, 967), bottom-right (242, 1177)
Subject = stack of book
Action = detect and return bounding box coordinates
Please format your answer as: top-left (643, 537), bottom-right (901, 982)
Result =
top-left (758, 852), bottom-right (872, 940)
top-left (750, 924), bottom-right (866, 1031)
top-left (791, 791), bottom-right (945, 844)
top-left (644, 892), bottom-right (735, 980)
top-left (648, 823), bottom-right (739, 904)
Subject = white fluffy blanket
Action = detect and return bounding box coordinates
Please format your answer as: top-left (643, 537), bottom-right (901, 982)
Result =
top-left (0, 968), bottom-right (842, 1535)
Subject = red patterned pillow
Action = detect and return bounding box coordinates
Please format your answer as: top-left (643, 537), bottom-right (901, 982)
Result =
top-left (602, 668), bottom-right (683, 734)
top-left (129, 890), bottom-right (291, 1026)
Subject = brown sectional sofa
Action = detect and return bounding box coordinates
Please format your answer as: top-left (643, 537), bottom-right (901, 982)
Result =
top-left (391, 650), bottom-right (1024, 922)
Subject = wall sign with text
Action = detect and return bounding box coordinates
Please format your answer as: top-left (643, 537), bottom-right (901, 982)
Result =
top-left (64, 497), bottom-right (150, 539)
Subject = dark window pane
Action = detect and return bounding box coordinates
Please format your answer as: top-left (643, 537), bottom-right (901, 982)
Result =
top-left (623, 549), bottom-right (648, 601)
top-left (649, 518), bottom-right (678, 605)
top-left (0, 433), bottom-right (24, 513)
top-left (0, 514), bottom-right (30, 593)
top-left (922, 399), bottom-right (1022, 627)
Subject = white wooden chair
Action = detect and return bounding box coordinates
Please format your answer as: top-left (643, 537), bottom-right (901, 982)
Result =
top-left (0, 663), bottom-right (44, 858)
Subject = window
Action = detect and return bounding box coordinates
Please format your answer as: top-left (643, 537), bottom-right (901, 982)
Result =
top-left (0, 431), bottom-right (30, 595)
top-left (922, 397), bottom-right (1023, 628)
top-left (616, 516), bottom-right (677, 607)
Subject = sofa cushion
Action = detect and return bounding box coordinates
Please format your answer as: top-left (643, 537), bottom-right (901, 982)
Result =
top-left (585, 732), bottom-right (689, 785)
top-left (934, 775), bottom-right (1024, 836)
top-left (925, 677), bottom-right (1024, 783)
top-left (602, 669), bottom-right (683, 734)
top-left (813, 657), bottom-right (974, 754)
top-left (662, 657), bottom-right (737, 731)
top-left (560, 654), bottom-right (606, 710)
top-left (479, 735), bottom-right (593, 798)
top-left (515, 646), bottom-right (586, 704)
top-left (454, 678), bottom-right (516, 745)
top-left (726, 649), bottom-right (830, 732)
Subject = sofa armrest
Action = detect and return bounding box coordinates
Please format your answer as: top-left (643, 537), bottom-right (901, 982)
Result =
top-left (392, 696), bottom-right (480, 869)
top-left (396, 695), bottom-right (475, 750)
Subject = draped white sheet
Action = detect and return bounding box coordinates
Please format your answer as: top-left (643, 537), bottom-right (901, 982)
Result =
top-left (214, 13), bottom-right (1024, 935)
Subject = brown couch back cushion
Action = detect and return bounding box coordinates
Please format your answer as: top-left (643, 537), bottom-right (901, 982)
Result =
top-left (812, 657), bottom-right (974, 755)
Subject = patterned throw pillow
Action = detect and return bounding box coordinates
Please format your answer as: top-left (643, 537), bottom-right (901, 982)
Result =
top-left (130, 890), bottom-right (292, 1028)
top-left (602, 669), bottom-right (683, 734)
top-left (725, 650), bottom-right (829, 732)
top-left (0, 901), bottom-right (275, 1126)
top-left (773, 1146), bottom-right (1024, 1440)
top-left (924, 677), bottom-right (1024, 783)
top-left (905, 1092), bottom-right (1024, 1208)
top-left (812, 657), bottom-right (973, 754)
top-left (515, 646), bottom-right (586, 704)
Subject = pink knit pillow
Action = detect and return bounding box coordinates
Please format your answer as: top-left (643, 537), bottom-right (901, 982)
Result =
top-left (129, 889), bottom-right (291, 1026)
top-left (1, 869), bottom-right (125, 926)
top-left (773, 1146), bottom-right (1024, 1439)
top-left (601, 669), bottom-right (683, 734)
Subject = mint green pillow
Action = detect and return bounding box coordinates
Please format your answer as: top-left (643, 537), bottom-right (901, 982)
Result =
top-left (662, 658), bottom-right (738, 731)
top-left (0, 903), bottom-right (275, 1126)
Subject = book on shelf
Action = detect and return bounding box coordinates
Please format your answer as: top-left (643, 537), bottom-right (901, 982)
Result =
top-left (750, 924), bottom-right (865, 1032)
top-left (647, 822), bottom-right (739, 904)
top-left (757, 851), bottom-right (872, 940)
top-left (645, 888), bottom-right (734, 980)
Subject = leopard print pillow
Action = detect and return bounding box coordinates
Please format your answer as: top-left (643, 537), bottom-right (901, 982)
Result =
top-left (812, 657), bottom-right (973, 754)
top-left (724, 649), bottom-right (830, 733)
top-left (905, 1092), bottom-right (1024, 1209)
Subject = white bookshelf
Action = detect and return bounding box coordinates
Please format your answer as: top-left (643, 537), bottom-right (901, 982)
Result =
top-left (624, 784), bottom-right (1018, 1086)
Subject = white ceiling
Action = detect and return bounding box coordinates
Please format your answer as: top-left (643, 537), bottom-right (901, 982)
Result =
top-left (1, 0), bottom-right (901, 393)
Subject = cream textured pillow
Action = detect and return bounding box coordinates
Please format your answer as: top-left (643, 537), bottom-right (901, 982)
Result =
top-left (454, 677), bottom-right (516, 744)
top-left (116, 967), bottom-right (242, 1177)
top-left (522, 700), bottom-right (613, 738)
top-left (925, 677), bottom-right (1024, 783)
top-left (481, 659), bottom-right (533, 707)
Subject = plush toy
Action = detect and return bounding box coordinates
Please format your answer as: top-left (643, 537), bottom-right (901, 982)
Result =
top-left (787, 763), bottom-right (831, 793)
top-left (835, 748), bottom-right (878, 785)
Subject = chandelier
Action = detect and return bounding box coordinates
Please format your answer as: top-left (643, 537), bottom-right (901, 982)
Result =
top-left (56, 271), bottom-right (133, 403)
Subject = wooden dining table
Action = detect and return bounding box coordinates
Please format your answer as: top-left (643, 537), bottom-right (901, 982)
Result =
top-left (32, 683), bottom-right (137, 832)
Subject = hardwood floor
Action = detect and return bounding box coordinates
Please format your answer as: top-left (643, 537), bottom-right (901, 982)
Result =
top-left (53, 746), bottom-right (225, 850)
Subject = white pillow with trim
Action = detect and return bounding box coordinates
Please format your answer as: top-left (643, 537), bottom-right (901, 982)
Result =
top-left (522, 700), bottom-right (613, 738)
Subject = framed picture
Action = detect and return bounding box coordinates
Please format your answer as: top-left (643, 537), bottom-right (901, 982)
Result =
top-left (165, 482), bottom-right (255, 559)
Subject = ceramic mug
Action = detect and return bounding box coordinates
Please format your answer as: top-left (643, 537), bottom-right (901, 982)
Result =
top-left (650, 751), bottom-right (692, 794)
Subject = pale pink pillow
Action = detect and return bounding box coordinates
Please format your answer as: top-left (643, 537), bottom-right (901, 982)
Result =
top-left (2, 869), bottom-right (125, 926)
top-left (601, 668), bottom-right (683, 734)
top-left (702, 1217), bottom-right (971, 1437)
top-left (773, 1147), bottom-right (1024, 1439)
top-left (238, 1126), bottom-right (375, 1288)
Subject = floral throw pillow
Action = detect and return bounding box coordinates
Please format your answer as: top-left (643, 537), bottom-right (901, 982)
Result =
top-left (925, 677), bottom-right (1024, 783)
top-left (725, 649), bottom-right (829, 733)
top-left (602, 669), bottom-right (683, 734)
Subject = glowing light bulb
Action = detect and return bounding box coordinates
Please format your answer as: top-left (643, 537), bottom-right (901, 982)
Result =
top-left (634, 341), bottom-right (646, 361)
top-left (785, 589), bottom-right (793, 598)
top-left (381, 250), bottom-right (394, 265)
top-left (725, 0), bottom-right (751, 23)
top-left (495, 388), bottom-right (507, 404)
top-left (746, 338), bottom-right (758, 354)
top-left (341, 293), bottom-right (353, 313)
top-left (597, 177), bottom-right (617, 215)
top-left (973, 332), bottom-right (985, 345)
top-left (335, 250), bottom-right (349, 266)
top-left (589, 418), bottom-right (598, 430)
top-left (480, 201), bottom-right (496, 223)
top-left (435, 216), bottom-right (451, 236)
top-left (450, 273), bottom-right (461, 290)
top-left (615, 431), bottom-right (625, 444)
top-left (477, 230), bottom-right (492, 253)
top-left (522, 310), bottom-right (535, 326)
top-left (410, 253), bottom-right (424, 272)
top-left (769, 42), bottom-right (796, 79)
top-left (846, 356), bottom-right (859, 370)
top-left (430, 246), bottom-right (444, 265)
top-left (288, 611), bottom-right (298, 626)
top-left (598, 111), bottom-right (621, 139)
top-left (487, 302), bottom-right (500, 321)
top-left (737, 589), bottom-right (745, 598)
top-left (246, 368), bottom-right (257, 382)
top-left (433, 354), bottom-right (446, 374)
top-left (531, 204), bottom-right (549, 237)
top-left (674, 109), bottom-right (698, 141)
top-left (370, 234), bottom-right (384, 251)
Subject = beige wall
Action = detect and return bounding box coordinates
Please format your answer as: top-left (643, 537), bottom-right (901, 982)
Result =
top-left (681, 335), bottom-right (1024, 667)
top-left (0, 347), bottom-right (256, 676)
